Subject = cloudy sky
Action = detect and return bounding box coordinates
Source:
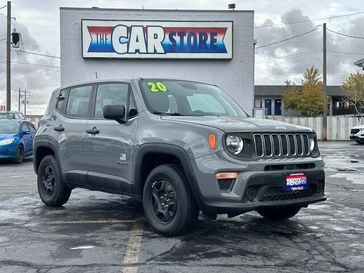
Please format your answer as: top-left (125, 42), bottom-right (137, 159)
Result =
top-left (0, 0), bottom-right (364, 114)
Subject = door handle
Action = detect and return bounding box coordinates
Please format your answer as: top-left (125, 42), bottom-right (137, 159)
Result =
top-left (87, 127), bottom-right (100, 135)
top-left (53, 125), bottom-right (65, 132)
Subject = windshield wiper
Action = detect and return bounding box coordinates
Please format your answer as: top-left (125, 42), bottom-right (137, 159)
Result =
top-left (152, 111), bottom-right (182, 116)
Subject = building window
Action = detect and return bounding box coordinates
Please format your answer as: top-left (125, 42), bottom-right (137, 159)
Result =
top-left (254, 99), bottom-right (262, 108)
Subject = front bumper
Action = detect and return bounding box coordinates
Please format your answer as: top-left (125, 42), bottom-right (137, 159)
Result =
top-left (191, 153), bottom-right (326, 215)
top-left (350, 132), bottom-right (364, 140)
top-left (200, 169), bottom-right (325, 214)
top-left (0, 143), bottom-right (17, 159)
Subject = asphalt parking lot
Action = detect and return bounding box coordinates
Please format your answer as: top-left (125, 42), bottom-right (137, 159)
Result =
top-left (0, 141), bottom-right (363, 273)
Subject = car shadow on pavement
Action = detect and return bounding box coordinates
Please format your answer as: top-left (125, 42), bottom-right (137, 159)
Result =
top-left (0, 157), bottom-right (33, 165)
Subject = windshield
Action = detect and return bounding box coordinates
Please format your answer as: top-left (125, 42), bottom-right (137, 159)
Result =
top-left (139, 79), bottom-right (248, 117)
top-left (0, 120), bottom-right (19, 134)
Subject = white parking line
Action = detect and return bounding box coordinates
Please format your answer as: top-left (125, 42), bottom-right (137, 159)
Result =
top-left (121, 219), bottom-right (144, 273)
top-left (0, 219), bottom-right (140, 226)
top-left (46, 219), bottom-right (138, 225)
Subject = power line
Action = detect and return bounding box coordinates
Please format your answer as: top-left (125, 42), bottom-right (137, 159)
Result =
top-left (256, 25), bottom-right (320, 49)
top-left (14, 49), bottom-right (60, 59)
top-left (327, 28), bottom-right (364, 40)
top-left (256, 50), bottom-right (321, 64)
top-left (327, 50), bottom-right (364, 55)
top-left (11, 60), bottom-right (60, 68)
top-left (0, 4), bottom-right (6, 9)
top-left (255, 10), bottom-right (364, 29)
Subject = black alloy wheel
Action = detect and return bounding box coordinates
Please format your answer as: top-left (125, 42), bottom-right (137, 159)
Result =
top-left (15, 145), bottom-right (24, 163)
top-left (37, 155), bottom-right (72, 207)
top-left (150, 179), bottom-right (177, 223)
top-left (143, 164), bottom-right (199, 236)
top-left (41, 165), bottom-right (56, 197)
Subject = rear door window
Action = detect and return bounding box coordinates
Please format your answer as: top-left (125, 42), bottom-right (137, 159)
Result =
top-left (66, 85), bottom-right (93, 118)
top-left (27, 122), bottom-right (36, 133)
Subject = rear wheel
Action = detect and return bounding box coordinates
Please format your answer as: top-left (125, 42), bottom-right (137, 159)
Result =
top-left (14, 145), bottom-right (24, 164)
top-left (143, 164), bottom-right (199, 236)
top-left (37, 155), bottom-right (71, 207)
top-left (257, 206), bottom-right (301, 220)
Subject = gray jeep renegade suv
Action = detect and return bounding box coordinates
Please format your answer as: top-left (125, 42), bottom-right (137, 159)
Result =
top-left (34, 78), bottom-right (326, 236)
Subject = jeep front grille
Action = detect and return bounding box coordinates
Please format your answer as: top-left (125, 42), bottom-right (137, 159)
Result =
top-left (253, 133), bottom-right (310, 157)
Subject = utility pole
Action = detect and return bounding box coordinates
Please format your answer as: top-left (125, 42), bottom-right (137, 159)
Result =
top-left (18, 88), bottom-right (21, 111)
top-left (24, 89), bottom-right (27, 115)
top-left (6, 1), bottom-right (11, 111)
top-left (322, 23), bottom-right (328, 141)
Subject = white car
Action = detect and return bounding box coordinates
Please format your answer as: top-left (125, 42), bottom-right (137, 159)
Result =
top-left (350, 124), bottom-right (364, 144)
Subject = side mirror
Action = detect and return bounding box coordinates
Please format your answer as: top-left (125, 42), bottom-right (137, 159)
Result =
top-left (103, 105), bottom-right (126, 123)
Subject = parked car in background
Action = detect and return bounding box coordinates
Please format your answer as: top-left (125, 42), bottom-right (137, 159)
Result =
top-left (0, 111), bottom-right (25, 120)
top-left (350, 124), bottom-right (364, 144)
top-left (0, 119), bottom-right (36, 163)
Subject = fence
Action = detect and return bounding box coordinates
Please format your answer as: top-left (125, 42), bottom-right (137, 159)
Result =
top-left (269, 116), bottom-right (364, 140)
top-left (25, 115), bottom-right (363, 141)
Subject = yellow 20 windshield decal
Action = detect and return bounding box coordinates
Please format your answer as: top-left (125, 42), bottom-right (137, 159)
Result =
top-left (147, 81), bottom-right (168, 93)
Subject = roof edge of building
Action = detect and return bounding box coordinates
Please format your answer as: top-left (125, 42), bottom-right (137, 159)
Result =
top-left (59, 7), bottom-right (254, 13)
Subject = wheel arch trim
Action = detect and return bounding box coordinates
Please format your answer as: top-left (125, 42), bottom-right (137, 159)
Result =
top-left (133, 143), bottom-right (205, 209)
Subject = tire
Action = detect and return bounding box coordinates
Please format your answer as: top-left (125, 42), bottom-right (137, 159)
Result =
top-left (143, 164), bottom-right (199, 236)
top-left (257, 206), bottom-right (301, 221)
top-left (356, 140), bottom-right (364, 145)
top-left (14, 145), bottom-right (24, 164)
top-left (37, 155), bottom-right (71, 207)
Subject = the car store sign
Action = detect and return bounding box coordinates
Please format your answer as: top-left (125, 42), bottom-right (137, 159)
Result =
top-left (81, 20), bottom-right (233, 59)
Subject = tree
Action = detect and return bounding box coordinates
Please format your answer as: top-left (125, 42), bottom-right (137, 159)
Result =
top-left (342, 72), bottom-right (364, 116)
top-left (282, 80), bottom-right (299, 110)
top-left (282, 67), bottom-right (324, 117)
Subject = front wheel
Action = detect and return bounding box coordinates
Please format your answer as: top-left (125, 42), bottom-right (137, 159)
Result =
top-left (14, 145), bottom-right (24, 164)
top-left (143, 164), bottom-right (199, 236)
top-left (257, 206), bottom-right (301, 220)
top-left (356, 140), bottom-right (364, 145)
top-left (37, 155), bottom-right (72, 207)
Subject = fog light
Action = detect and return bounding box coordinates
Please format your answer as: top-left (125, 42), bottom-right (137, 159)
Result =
top-left (216, 172), bottom-right (238, 191)
top-left (216, 172), bottom-right (238, 180)
top-left (246, 187), bottom-right (256, 201)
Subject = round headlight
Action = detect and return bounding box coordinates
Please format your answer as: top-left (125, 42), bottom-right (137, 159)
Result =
top-left (226, 135), bottom-right (244, 155)
top-left (309, 138), bottom-right (315, 152)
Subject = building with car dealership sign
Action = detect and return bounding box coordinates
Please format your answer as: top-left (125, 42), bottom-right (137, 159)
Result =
top-left (60, 8), bottom-right (254, 113)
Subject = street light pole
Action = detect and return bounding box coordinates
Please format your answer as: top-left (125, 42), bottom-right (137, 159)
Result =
top-left (6, 1), bottom-right (11, 111)
top-left (322, 23), bottom-right (328, 141)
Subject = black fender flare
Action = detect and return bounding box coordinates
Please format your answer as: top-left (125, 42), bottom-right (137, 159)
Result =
top-left (132, 143), bottom-right (205, 209)
top-left (33, 137), bottom-right (62, 174)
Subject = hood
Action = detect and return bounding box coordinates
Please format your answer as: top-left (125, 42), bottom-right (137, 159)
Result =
top-left (0, 134), bottom-right (17, 140)
top-left (161, 116), bottom-right (313, 133)
top-left (353, 124), bottom-right (364, 129)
